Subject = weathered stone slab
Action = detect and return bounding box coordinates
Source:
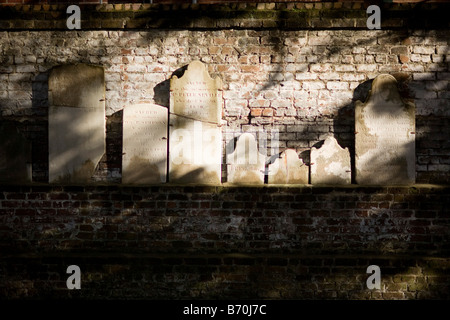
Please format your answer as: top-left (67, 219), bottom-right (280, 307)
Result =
top-left (169, 60), bottom-right (223, 185)
top-left (170, 60), bottom-right (222, 124)
top-left (268, 149), bottom-right (308, 184)
top-left (310, 136), bottom-right (351, 185)
top-left (122, 103), bottom-right (168, 184)
top-left (227, 133), bottom-right (266, 185)
top-left (0, 121), bottom-right (32, 183)
top-left (48, 64), bottom-right (105, 183)
top-left (355, 74), bottom-right (415, 185)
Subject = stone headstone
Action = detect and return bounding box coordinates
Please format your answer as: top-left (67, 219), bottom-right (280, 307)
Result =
top-left (310, 136), bottom-right (351, 185)
top-left (268, 149), bottom-right (308, 184)
top-left (355, 74), bottom-right (415, 185)
top-left (169, 60), bottom-right (223, 185)
top-left (122, 103), bottom-right (168, 184)
top-left (227, 133), bottom-right (266, 185)
top-left (48, 64), bottom-right (106, 183)
top-left (0, 121), bottom-right (32, 183)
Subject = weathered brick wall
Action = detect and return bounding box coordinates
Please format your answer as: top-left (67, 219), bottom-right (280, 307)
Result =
top-left (1, 185), bottom-right (449, 299)
top-left (0, 3), bottom-right (449, 300)
top-left (1, 28), bottom-right (449, 183)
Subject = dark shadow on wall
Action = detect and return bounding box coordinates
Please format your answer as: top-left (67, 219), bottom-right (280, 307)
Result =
top-left (332, 79), bottom-right (373, 184)
top-left (0, 119), bottom-right (32, 184)
top-left (1, 184), bottom-right (449, 299)
top-left (97, 109), bottom-right (123, 184)
top-left (154, 65), bottom-right (188, 108)
top-left (31, 72), bottom-right (50, 183)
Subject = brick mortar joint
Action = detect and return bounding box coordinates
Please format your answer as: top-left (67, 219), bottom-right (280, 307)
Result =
top-left (4, 252), bottom-right (450, 261)
top-left (0, 2), bottom-right (444, 13)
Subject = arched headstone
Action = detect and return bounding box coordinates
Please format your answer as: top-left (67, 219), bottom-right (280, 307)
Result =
top-left (48, 64), bottom-right (106, 183)
top-left (311, 136), bottom-right (351, 185)
top-left (268, 149), bottom-right (308, 184)
top-left (227, 133), bottom-right (265, 185)
top-left (355, 74), bottom-right (415, 185)
top-left (169, 61), bottom-right (222, 185)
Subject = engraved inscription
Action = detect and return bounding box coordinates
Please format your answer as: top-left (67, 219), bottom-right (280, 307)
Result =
top-left (355, 74), bottom-right (415, 185)
top-left (169, 60), bottom-right (223, 185)
top-left (123, 104), bottom-right (168, 184)
top-left (172, 82), bottom-right (221, 120)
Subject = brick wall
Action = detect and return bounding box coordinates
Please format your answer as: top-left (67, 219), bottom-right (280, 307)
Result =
top-left (1, 27), bottom-right (449, 183)
top-left (1, 185), bottom-right (449, 299)
top-left (0, 3), bottom-right (449, 300)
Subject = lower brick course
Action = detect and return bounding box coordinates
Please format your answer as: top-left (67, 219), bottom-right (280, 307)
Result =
top-left (0, 185), bottom-right (449, 299)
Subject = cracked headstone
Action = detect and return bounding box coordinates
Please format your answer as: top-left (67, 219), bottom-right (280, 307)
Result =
top-left (268, 149), bottom-right (308, 184)
top-left (355, 74), bottom-right (415, 185)
top-left (227, 133), bottom-right (266, 185)
top-left (169, 60), bottom-right (223, 185)
top-left (311, 136), bottom-right (351, 185)
top-left (122, 103), bottom-right (168, 184)
top-left (48, 64), bottom-right (105, 183)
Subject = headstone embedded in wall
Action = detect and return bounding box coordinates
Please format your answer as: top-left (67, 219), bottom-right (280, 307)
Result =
top-left (122, 103), bottom-right (168, 184)
top-left (227, 132), bottom-right (266, 185)
top-left (0, 121), bottom-right (32, 184)
top-left (355, 74), bottom-right (415, 185)
top-left (169, 60), bottom-right (223, 185)
top-left (48, 63), bottom-right (106, 184)
top-left (310, 136), bottom-right (351, 185)
top-left (268, 149), bottom-right (308, 184)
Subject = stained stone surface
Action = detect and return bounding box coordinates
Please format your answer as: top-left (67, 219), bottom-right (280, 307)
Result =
top-left (355, 74), bottom-right (415, 185)
top-left (311, 136), bottom-right (351, 185)
top-left (268, 149), bottom-right (308, 184)
top-left (170, 60), bottom-right (222, 124)
top-left (0, 121), bottom-right (32, 183)
top-left (122, 103), bottom-right (168, 184)
top-left (227, 133), bottom-right (266, 185)
top-left (169, 60), bottom-right (223, 185)
top-left (48, 64), bottom-right (106, 183)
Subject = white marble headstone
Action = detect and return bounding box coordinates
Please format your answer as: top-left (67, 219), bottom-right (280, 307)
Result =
top-left (169, 60), bottom-right (223, 185)
top-left (268, 149), bottom-right (308, 184)
top-left (355, 74), bottom-right (415, 185)
top-left (310, 136), bottom-right (351, 185)
top-left (227, 133), bottom-right (266, 185)
top-left (122, 103), bottom-right (168, 184)
top-left (48, 64), bottom-right (106, 183)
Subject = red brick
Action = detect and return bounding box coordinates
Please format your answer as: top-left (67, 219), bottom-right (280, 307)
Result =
top-left (241, 65), bottom-right (261, 73)
top-left (262, 108), bottom-right (274, 117)
top-left (250, 108), bottom-right (263, 117)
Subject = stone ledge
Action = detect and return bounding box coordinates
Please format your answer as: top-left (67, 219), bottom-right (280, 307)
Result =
top-left (0, 2), bottom-right (449, 30)
top-left (0, 182), bottom-right (450, 191)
